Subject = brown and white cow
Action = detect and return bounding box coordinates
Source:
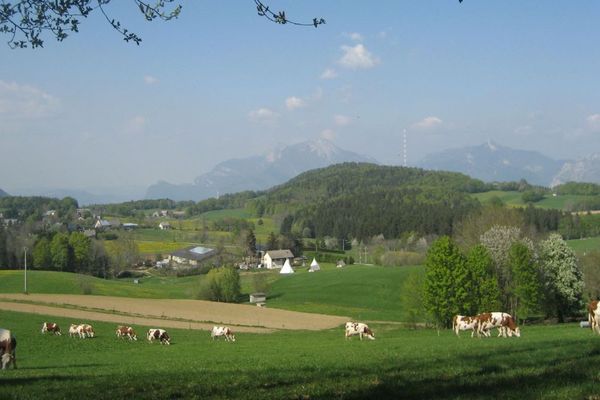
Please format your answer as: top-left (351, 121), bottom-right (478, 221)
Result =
top-left (0, 328), bottom-right (17, 370)
top-left (588, 300), bottom-right (599, 334)
top-left (69, 323), bottom-right (94, 339)
top-left (345, 322), bottom-right (375, 340)
top-left (452, 315), bottom-right (480, 337)
top-left (41, 322), bottom-right (62, 336)
top-left (116, 326), bottom-right (137, 341)
top-left (211, 326), bottom-right (236, 342)
top-left (147, 328), bottom-right (170, 345)
top-left (477, 312), bottom-right (520, 338)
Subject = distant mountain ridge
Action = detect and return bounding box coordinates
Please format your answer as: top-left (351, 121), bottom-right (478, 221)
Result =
top-left (145, 139), bottom-right (377, 201)
top-left (0, 188), bottom-right (8, 197)
top-left (418, 140), bottom-right (565, 186)
top-left (551, 153), bottom-right (600, 187)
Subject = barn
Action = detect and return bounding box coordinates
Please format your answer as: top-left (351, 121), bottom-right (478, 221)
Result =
top-left (262, 250), bottom-right (294, 270)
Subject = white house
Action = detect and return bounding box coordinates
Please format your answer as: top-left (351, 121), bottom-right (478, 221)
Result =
top-left (94, 220), bottom-right (111, 230)
top-left (159, 222), bottom-right (171, 230)
top-left (262, 250), bottom-right (294, 269)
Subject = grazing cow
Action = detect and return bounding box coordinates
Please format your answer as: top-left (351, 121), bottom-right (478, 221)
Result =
top-left (588, 300), bottom-right (599, 334)
top-left (116, 326), bottom-right (137, 341)
top-left (69, 324), bottom-right (81, 338)
top-left (147, 329), bottom-right (170, 345)
top-left (0, 328), bottom-right (17, 370)
top-left (211, 326), bottom-right (236, 342)
top-left (452, 315), bottom-right (480, 337)
top-left (41, 322), bottom-right (62, 336)
top-left (345, 322), bottom-right (375, 340)
top-left (69, 324), bottom-right (94, 339)
top-left (477, 312), bottom-right (520, 338)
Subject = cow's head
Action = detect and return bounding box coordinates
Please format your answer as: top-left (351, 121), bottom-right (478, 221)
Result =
top-left (512, 327), bottom-right (521, 337)
top-left (1, 353), bottom-right (14, 370)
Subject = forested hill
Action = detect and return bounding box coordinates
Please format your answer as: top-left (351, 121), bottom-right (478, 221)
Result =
top-left (244, 163), bottom-right (485, 240)
top-left (262, 162), bottom-right (487, 207)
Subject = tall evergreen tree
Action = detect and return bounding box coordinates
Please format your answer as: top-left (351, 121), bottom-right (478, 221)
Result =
top-left (245, 229), bottom-right (257, 257)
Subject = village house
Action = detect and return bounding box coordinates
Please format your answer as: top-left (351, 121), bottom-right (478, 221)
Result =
top-left (159, 222), bottom-right (171, 230)
top-left (169, 246), bottom-right (217, 266)
top-left (262, 249), bottom-right (294, 269)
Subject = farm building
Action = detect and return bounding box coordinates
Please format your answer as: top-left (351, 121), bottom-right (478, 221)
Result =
top-left (94, 219), bottom-right (111, 230)
top-left (159, 222), bottom-right (171, 230)
top-left (169, 246), bottom-right (217, 266)
top-left (263, 249), bottom-right (294, 269)
top-left (122, 223), bottom-right (139, 230)
top-left (249, 293), bottom-right (266, 303)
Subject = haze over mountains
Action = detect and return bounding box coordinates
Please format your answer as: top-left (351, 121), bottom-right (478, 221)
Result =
top-left (4, 140), bottom-right (600, 205)
top-left (145, 139), bottom-right (376, 201)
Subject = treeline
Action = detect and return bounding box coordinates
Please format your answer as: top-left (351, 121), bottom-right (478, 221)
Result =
top-left (94, 199), bottom-right (187, 217)
top-left (555, 182), bottom-right (600, 196)
top-left (0, 196), bottom-right (78, 221)
top-left (186, 191), bottom-right (260, 217)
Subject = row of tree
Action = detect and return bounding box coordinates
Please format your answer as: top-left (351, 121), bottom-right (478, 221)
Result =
top-left (424, 230), bottom-right (584, 327)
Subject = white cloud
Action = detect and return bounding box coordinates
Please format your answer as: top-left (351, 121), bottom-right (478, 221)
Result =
top-left (321, 129), bottom-right (336, 141)
top-left (0, 80), bottom-right (60, 119)
top-left (344, 32), bottom-right (363, 42)
top-left (514, 125), bottom-right (533, 136)
top-left (320, 68), bottom-right (338, 80)
top-left (285, 96), bottom-right (306, 111)
top-left (248, 107), bottom-right (279, 123)
top-left (338, 44), bottom-right (379, 69)
top-left (144, 75), bottom-right (158, 85)
top-left (411, 116), bottom-right (443, 131)
top-left (334, 114), bottom-right (352, 127)
top-left (587, 114), bottom-right (600, 131)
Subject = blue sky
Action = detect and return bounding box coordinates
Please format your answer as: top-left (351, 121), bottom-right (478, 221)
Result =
top-left (1, 1), bottom-right (600, 192)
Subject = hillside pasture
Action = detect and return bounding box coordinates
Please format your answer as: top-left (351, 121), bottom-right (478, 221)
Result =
top-left (473, 190), bottom-right (600, 211)
top-left (567, 236), bottom-right (600, 254)
top-left (1, 309), bottom-right (599, 399)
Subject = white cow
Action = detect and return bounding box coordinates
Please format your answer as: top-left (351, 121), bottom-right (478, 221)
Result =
top-left (69, 324), bottom-right (94, 339)
top-left (452, 315), bottom-right (479, 337)
top-left (147, 328), bottom-right (170, 345)
top-left (477, 312), bottom-right (520, 338)
top-left (588, 300), bottom-right (600, 334)
top-left (345, 322), bottom-right (375, 340)
top-left (211, 326), bottom-right (236, 342)
top-left (0, 328), bottom-right (16, 370)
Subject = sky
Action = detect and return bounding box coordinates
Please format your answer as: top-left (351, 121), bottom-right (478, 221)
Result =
top-left (1, 1), bottom-right (600, 194)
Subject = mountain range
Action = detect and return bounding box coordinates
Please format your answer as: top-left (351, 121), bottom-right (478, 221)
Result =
top-left (0, 188), bottom-right (8, 198)
top-left (145, 139), bottom-right (376, 201)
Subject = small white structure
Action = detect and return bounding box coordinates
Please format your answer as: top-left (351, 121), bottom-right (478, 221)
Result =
top-left (279, 259), bottom-right (294, 274)
top-left (336, 260), bottom-right (346, 268)
top-left (249, 293), bottom-right (266, 303)
top-left (159, 222), bottom-right (171, 230)
top-left (309, 258), bottom-right (320, 272)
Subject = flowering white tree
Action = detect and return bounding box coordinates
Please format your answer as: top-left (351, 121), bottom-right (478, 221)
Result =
top-left (539, 233), bottom-right (584, 321)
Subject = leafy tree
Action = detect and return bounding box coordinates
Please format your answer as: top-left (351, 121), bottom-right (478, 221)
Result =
top-left (508, 242), bottom-right (542, 321)
top-left (202, 267), bottom-right (241, 303)
top-left (423, 236), bottom-right (470, 328)
top-left (466, 244), bottom-right (501, 313)
top-left (401, 271), bottom-right (425, 328)
top-left (69, 232), bottom-right (91, 272)
top-left (50, 232), bottom-right (71, 271)
top-left (0, 226), bottom-right (7, 268)
top-left (32, 237), bottom-right (52, 269)
top-left (539, 233), bottom-right (584, 322)
top-left (581, 251), bottom-right (600, 300)
top-left (106, 236), bottom-right (139, 276)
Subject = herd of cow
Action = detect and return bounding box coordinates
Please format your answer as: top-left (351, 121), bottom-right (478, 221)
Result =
top-left (3, 302), bottom-right (600, 370)
top-left (0, 322), bottom-right (238, 370)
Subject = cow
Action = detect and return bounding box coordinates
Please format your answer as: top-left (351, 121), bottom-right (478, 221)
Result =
top-left (116, 326), bottom-right (137, 341)
top-left (69, 324), bottom-right (81, 338)
top-left (41, 322), bottom-right (62, 336)
top-left (69, 324), bottom-right (94, 339)
top-left (588, 300), bottom-right (599, 334)
top-left (345, 322), bottom-right (375, 340)
top-left (147, 328), bottom-right (170, 345)
top-left (0, 328), bottom-right (17, 370)
top-left (211, 326), bottom-right (236, 342)
top-left (452, 315), bottom-right (480, 337)
top-left (477, 312), bottom-right (520, 338)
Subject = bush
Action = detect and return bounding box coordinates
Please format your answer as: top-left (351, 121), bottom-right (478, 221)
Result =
top-left (197, 267), bottom-right (241, 303)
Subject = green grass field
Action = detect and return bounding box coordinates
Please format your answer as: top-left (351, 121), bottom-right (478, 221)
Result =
top-left (267, 264), bottom-right (422, 322)
top-left (567, 236), bottom-right (600, 254)
top-left (1, 309), bottom-right (599, 399)
top-left (473, 191), bottom-right (600, 210)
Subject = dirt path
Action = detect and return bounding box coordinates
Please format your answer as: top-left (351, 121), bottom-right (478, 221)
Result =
top-left (0, 294), bottom-right (348, 332)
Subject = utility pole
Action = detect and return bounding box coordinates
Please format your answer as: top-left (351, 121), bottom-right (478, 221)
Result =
top-left (23, 246), bottom-right (28, 294)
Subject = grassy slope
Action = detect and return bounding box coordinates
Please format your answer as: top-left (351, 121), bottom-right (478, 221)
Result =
top-left (266, 264), bottom-right (422, 322)
top-left (567, 236), bottom-right (600, 254)
top-left (1, 309), bottom-right (598, 400)
top-left (473, 191), bottom-right (600, 210)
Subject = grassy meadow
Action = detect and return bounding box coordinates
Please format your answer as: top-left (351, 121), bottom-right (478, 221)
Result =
top-left (1, 309), bottom-right (600, 399)
top-left (473, 190), bottom-right (600, 210)
top-left (566, 236), bottom-right (600, 254)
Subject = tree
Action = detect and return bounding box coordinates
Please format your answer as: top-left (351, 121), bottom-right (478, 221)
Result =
top-left (0, 1), bottom-right (324, 49)
top-left (423, 236), bottom-right (470, 328)
top-left (401, 271), bottom-right (425, 328)
top-left (508, 242), bottom-right (542, 322)
top-left (266, 231), bottom-right (278, 250)
top-left (465, 244), bottom-right (501, 314)
top-left (539, 233), bottom-right (584, 322)
top-left (581, 251), bottom-right (600, 300)
top-left (50, 232), bottom-right (72, 271)
top-left (32, 237), bottom-right (52, 269)
top-left (245, 229), bottom-right (257, 257)
top-left (201, 267), bottom-right (241, 303)
top-left (69, 232), bottom-right (91, 273)
top-left (0, 226), bottom-right (8, 268)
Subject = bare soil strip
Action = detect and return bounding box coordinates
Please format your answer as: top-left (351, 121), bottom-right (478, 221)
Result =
top-left (0, 294), bottom-right (348, 332)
